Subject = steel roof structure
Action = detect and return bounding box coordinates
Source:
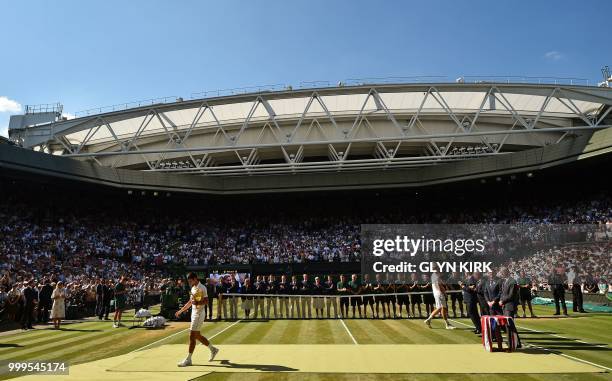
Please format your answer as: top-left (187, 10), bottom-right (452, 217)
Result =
top-left (8, 82), bottom-right (612, 177)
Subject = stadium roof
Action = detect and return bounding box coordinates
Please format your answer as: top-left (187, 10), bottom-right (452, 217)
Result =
top-left (8, 82), bottom-right (612, 177)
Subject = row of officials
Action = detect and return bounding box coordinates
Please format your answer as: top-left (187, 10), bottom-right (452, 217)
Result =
top-left (203, 273), bottom-right (446, 320)
top-left (181, 269), bottom-right (581, 327)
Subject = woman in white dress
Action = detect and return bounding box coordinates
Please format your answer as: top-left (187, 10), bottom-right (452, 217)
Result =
top-left (50, 282), bottom-right (66, 329)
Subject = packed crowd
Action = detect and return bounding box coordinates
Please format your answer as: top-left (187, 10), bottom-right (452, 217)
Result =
top-left (505, 242), bottom-right (611, 292)
top-left (0, 202), bottom-right (362, 269)
top-left (1, 190), bottom-right (610, 271)
top-left (0, 175), bottom-right (610, 327)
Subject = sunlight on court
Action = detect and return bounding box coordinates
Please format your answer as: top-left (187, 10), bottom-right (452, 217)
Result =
top-left (11, 343), bottom-right (602, 381)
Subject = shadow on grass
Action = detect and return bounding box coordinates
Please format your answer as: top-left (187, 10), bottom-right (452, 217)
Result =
top-left (0, 343), bottom-right (22, 348)
top-left (517, 348), bottom-right (555, 355)
top-left (525, 340), bottom-right (610, 351)
top-left (199, 359), bottom-right (298, 372)
top-left (57, 328), bottom-right (103, 332)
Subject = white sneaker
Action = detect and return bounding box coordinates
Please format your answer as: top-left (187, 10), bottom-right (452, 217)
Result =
top-left (209, 346), bottom-right (219, 361)
top-left (112, 323), bottom-right (118, 328)
top-left (177, 358), bottom-right (192, 367)
top-left (445, 325), bottom-right (456, 330)
top-left (424, 319), bottom-right (432, 328)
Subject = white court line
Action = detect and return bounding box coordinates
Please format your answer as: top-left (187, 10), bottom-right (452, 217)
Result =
top-left (339, 319), bottom-right (358, 345)
top-left (515, 324), bottom-right (609, 348)
top-left (449, 318), bottom-right (612, 372)
top-left (131, 319), bottom-right (242, 353)
top-left (451, 318), bottom-right (607, 348)
top-left (130, 327), bottom-right (189, 353)
top-left (448, 318), bottom-right (475, 328)
top-left (525, 341), bottom-right (612, 372)
top-left (208, 319), bottom-right (243, 340)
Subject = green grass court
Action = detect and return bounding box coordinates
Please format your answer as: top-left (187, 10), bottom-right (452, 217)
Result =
top-left (1, 304), bottom-right (610, 381)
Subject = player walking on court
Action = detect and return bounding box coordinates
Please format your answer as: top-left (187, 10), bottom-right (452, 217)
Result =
top-left (424, 271), bottom-right (455, 330)
top-left (176, 272), bottom-right (220, 367)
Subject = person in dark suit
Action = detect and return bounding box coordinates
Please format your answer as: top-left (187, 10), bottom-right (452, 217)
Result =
top-left (95, 278), bottom-right (105, 320)
top-left (337, 275), bottom-right (350, 318)
top-left (290, 275), bottom-right (301, 319)
top-left (278, 275), bottom-right (290, 318)
top-left (102, 279), bottom-right (113, 320)
top-left (312, 277), bottom-right (326, 318)
top-left (408, 272), bottom-right (422, 318)
top-left (499, 268), bottom-right (518, 317)
top-left (348, 274), bottom-right (362, 319)
top-left (324, 275), bottom-right (338, 318)
top-left (447, 272), bottom-right (465, 318)
top-left (362, 274), bottom-right (375, 318)
top-left (228, 277), bottom-right (240, 320)
top-left (253, 275), bottom-right (266, 319)
top-left (38, 280), bottom-right (53, 323)
top-left (300, 274), bottom-right (313, 319)
top-left (241, 277), bottom-right (256, 319)
top-left (420, 274), bottom-right (433, 317)
top-left (484, 272), bottom-right (502, 315)
top-left (205, 278), bottom-right (216, 320)
top-left (266, 274), bottom-right (278, 319)
top-left (461, 272), bottom-right (481, 334)
top-left (584, 275), bottom-right (598, 295)
top-left (216, 276), bottom-right (230, 320)
top-left (518, 271), bottom-right (536, 318)
top-left (549, 267), bottom-right (568, 316)
top-left (374, 273), bottom-right (389, 319)
top-left (569, 267), bottom-right (586, 313)
top-left (21, 280), bottom-right (38, 329)
top-left (476, 274), bottom-right (490, 316)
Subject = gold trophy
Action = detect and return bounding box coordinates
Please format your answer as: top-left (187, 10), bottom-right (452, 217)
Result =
top-left (193, 288), bottom-right (204, 303)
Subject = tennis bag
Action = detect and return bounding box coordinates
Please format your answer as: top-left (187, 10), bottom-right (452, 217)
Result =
top-left (481, 315), bottom-right (521, 352)
top-left (143, 316), bottom-right (166, 328)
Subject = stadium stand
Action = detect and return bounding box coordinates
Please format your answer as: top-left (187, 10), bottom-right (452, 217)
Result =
top-left (0, 155), bottom-right (610, 326)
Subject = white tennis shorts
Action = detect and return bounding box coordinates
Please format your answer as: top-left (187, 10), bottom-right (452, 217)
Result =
top-left (190, 306), bottom-right (206, 331)
top-left (434, 293), bottom-right (448, 309)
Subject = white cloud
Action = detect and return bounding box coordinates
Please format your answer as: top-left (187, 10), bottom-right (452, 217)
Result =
top-left (0, 97), bottom-right (21, 137)
top-left (0, 96), bottom-right (22, 113)
top-left (0, 115), bottom-right (8, 137)
top-left (544, 51), bottom-right (563, 61)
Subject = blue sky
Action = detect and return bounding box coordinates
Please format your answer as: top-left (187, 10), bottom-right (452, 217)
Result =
top-left (1, 0), bottom-right (610, 136)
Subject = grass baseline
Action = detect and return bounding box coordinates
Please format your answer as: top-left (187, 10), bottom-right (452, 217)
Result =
top-left (0, 304), bottom-right (610, 381)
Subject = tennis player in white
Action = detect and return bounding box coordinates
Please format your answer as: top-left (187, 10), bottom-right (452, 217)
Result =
top-left (176, 272), bottom-right (220, 367)
top-left (424, 271), bottom-right (455, 330)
